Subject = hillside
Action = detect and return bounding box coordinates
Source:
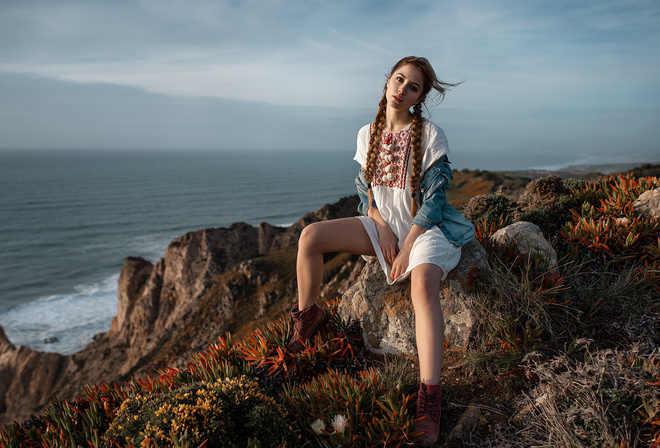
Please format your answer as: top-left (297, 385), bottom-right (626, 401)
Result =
top-left (1, 164), bottom-right (659, 447)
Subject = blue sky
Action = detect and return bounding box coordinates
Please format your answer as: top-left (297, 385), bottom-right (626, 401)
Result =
top-left (1, 0), bottom-right (658, 170)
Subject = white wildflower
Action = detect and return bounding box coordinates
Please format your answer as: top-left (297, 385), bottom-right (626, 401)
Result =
top-left (331, 414), bottom-right (348, 434)
top-left (310, 418), bottom-right (326, 435)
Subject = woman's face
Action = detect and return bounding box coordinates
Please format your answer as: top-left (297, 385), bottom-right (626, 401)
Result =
top-left (385, 64), bottom-right (425, 111)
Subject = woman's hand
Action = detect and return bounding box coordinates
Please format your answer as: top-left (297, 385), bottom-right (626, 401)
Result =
top-left (391, 225), bottom-right (427, 280)
top-left (391, 245), bottom-right (411, 280)
top-left (375, 220), bottom-right (399, 265)
top-left (369, 208), bottom-right (399, 265)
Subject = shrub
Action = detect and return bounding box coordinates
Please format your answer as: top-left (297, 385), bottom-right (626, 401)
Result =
top-left (516, 175), bottom-right (579, 238)
top-left (518, 195), bottom-right (576, 238)
top-left (104, 376), bottom-right (296, 448)
top-left (462, 187), bottom-right (517, 226)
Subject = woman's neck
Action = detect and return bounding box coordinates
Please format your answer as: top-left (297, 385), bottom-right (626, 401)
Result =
top-left (383, 108), bottom-right (414, 133)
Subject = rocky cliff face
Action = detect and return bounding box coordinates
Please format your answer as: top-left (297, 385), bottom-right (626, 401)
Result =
top-left (0, 196), bottom-right (361, 424)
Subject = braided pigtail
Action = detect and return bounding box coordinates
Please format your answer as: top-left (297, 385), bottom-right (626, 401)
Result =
top-left (365, 93), bottom-right (388, 209)
top-left (409, 102), bottom-right (424, 217)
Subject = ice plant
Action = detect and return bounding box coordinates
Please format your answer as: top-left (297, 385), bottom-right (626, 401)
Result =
top-left (283, 369), bottom-right (419, 446)
top-left (237, 298), bottom-right (359, 380)
top-left (559, 172), bottom-right (660, 291)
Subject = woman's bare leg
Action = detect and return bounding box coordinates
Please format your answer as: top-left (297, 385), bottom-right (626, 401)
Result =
top-left (297, 217), bottom-right (376, 310)
top-left (410, 263), bottom-right (444, 384)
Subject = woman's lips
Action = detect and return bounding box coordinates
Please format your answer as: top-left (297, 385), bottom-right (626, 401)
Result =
top-left (393, 95), bottom-right (402, 103)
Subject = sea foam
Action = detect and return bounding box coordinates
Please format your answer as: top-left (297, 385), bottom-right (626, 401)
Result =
top-left (1, 274), bottom-right (119, 355)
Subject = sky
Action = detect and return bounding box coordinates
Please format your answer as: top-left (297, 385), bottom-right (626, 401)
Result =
top-left (0, 0), bottom-right (659, 170)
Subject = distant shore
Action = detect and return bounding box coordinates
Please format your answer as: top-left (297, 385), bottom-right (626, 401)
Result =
top-left (495, 161), bottom-right (660, 179)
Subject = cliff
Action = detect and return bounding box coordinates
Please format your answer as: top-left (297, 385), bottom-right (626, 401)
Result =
top-left (0, 196), bottom-right (364, 424)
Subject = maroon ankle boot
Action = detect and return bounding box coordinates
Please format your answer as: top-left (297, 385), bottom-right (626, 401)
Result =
top-left (415, 383), bottom-right (442, 445)
top-left (286, 304), bottom-right (329, 352)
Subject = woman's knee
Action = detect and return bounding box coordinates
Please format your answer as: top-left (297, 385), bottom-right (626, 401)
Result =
top-left (411, 265), bottom-right (443, 305)
top-left (299, 218), bottom-right (372, 256)
top-left (298, 222), bottom-right (325, 252)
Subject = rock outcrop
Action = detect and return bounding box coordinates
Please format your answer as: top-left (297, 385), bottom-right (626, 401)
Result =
top-left (490, 221), bottom-right (558, 270)
top-left (633, 188), bottom-right (660, 220)
top-left (0, 196), bottom-right (361, 424)
top-left (0, 326), bottom-right (68, 424)
top-left (337, 239), bottom-right (489, 355)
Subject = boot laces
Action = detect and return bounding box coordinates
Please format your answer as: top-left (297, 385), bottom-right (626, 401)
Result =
top-left (419, 386), bottom-right (441, 422)
top-left (293, 306), bottom-right (315, 336)
top-left (293, 316), bottom-right (304, 334)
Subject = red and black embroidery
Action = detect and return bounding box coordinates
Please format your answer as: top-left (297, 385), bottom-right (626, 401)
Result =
top-left (370, 124), bottom-right (412, 190)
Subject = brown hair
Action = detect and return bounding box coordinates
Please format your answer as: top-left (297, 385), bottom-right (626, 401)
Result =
top-left (365, 56), bottom-right (460, 216)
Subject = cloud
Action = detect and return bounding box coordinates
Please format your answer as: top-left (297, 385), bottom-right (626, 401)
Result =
top-left (0, 73), bottom-right (373, 151)
top-left (0, 1), bottom-right (391, 106)
top-left (3, 0), bottom-right (658, 107)
top-left (0, 0), bottom-right (658, 168)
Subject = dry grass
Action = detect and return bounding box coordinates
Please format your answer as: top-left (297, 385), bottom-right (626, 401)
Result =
top-left (507, 344), bottom-right (659, 447)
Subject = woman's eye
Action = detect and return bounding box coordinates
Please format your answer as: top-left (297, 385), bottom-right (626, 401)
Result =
top-left (410, 86), bottom-right (419, 92)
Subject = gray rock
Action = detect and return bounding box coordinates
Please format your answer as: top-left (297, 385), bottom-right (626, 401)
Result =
top-left (490, 221), bottom-right (558, 270)
top-left (338, 239), bottom-right (489, 355)
top-left (448, 405), bottom-right (482, 440)
top-left (633, 188), bottom-right (660, 220)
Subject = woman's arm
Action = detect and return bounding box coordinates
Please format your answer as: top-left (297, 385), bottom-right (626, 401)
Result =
top-left (391, 224), bottom-right (426, 279)
top-left (368, 206), bottom-right (399, 266)
top-left (411, 158), bottom-right (450, 230)
top-left (358, 165), bottom-right (398, 265)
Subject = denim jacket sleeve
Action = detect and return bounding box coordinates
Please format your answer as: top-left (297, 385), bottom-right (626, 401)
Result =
top-left (411, 158), bottom-right (450, 230)
top-left (412, 156), bottom-right (476, 245)
top-left (355, 167), bottom-right (377, 216)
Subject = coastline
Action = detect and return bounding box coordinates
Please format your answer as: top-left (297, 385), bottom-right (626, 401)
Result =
top-left (2, 160), bottom-right (658, 356)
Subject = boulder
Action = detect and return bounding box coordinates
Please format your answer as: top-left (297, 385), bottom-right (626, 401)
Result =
top-left (337, 238), bottom-right (489, 355)
top-left (441, 239), bottom-right (490, 348)
top-left (448, 405), bottom-right (482, 440)
top-left (490, 221), bottom-right (557, 270)
top-left (633, 188), bottom-right (660, 220)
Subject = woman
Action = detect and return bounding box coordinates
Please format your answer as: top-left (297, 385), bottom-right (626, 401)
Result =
top-left (288, 56), bottom-right (475, 445)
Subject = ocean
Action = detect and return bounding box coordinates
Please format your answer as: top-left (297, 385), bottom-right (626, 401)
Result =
top-left (0, 149), bottom-right (357, 355)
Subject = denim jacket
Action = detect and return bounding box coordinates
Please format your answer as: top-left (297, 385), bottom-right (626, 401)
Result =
top-left (355, 155), bottom-right (475, 246)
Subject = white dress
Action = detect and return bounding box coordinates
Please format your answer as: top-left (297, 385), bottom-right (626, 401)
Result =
top-left (354, 121), bottom-right (462, 285)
